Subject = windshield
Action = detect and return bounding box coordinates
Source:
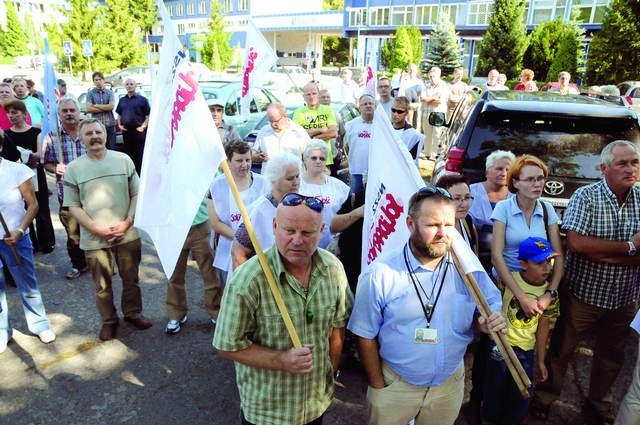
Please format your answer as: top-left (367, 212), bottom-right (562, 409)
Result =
top-left (466, 112), bottom-right (640, 179)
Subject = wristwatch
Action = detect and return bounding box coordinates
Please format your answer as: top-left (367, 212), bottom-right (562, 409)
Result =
top-left (628, 241), bottom-right (637, 256)
top-left (544, 289), bottom-right (558, 299)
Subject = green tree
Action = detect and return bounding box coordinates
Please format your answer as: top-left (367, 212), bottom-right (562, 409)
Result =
top-left (379, 39), bottom-right (392, 69)
top-left (96, 0), bottom-right (147, 71)
top-left (424, 12), bottom-right (461, 75)
top-left (201, 1), bottom-right (233, 71)
top-left (586, 0), bottom-right (640, 85)
top-left (322, 0), bottom-right (344, 10)
top-left (475, 0), bottom-right (527, 78)
top-left (522, 19), bottom-right (565, 82)
top-left (130, 0), bottom-right (157, 33)
top-left (388, 26), bottom-right (424, 72)
top-left (322, 36), bottom-right (350, 66)
top-left (43, 23), bottom-right (65, 72)
top-left (4, 2), bottom-right (29, 57)
top-left (547, 24), bottom-right (582, 81)
top-left (61, 0), bottom-right (101, 74)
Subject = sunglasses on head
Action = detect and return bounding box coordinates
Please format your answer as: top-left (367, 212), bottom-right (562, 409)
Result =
top-left (281, 193), bottom-right (324, 212)
top-left (415, 186), bottom-right (452, 200)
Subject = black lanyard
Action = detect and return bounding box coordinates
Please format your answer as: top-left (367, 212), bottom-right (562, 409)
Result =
top-left (403, 244), bottom-right (448, 328)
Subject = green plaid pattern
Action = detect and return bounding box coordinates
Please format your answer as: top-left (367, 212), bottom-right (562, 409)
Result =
top-left (213, 246), bottom-right (353, 425)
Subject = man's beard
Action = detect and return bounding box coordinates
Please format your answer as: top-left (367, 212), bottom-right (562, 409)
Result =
top-left (409, 230), bottom-right (451, 259)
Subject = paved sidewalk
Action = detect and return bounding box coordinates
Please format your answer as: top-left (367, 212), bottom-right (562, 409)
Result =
top-left (0, 175), bottom-right (635, 424)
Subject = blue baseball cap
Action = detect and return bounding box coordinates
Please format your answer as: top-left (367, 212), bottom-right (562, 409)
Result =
top-left (518, 237), bottom-right (559, 263)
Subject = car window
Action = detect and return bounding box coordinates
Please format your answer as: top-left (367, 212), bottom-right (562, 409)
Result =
top-left (631, 88), bottom-right (640, 99)
top-left (466, 112), bottom-right (640, 179)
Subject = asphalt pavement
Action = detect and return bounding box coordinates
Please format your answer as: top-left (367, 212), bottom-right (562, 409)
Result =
top-left (0, 174), bottom-right (636, 425)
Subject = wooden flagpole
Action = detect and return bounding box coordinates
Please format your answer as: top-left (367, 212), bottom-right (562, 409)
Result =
top-left (219, 160), bottom-right (302, 348)
top-left (449, 249), bottom-right (532, 398)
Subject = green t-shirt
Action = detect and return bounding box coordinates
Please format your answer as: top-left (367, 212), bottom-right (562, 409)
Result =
top-left (293, 105), bottom-right (337, 165)
top-left (63, 150), bottom-right (139, 250)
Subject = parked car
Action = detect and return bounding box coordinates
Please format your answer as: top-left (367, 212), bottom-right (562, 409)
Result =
top-left (618, 81), bottom-right (640, 117)
top-left (431, 90), bottom-right (640, 218)
top-left (105, 66), bottom-right (153, 87)
top-left (199, 81), bottom-right (280, 139)
top-left (55, 73), bottom-right (90, 99)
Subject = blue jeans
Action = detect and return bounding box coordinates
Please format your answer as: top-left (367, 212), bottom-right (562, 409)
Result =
top-left (0, 235), bottom-right (51, 342)
top-left (482, 341), bottom-right (534, 425)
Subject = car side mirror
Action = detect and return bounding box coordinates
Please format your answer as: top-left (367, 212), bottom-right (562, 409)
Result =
top-left (428, 112), bottom-right (447, 127)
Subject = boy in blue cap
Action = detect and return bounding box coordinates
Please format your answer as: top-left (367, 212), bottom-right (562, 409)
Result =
top-left (483, 236), bottom-right (561, 425)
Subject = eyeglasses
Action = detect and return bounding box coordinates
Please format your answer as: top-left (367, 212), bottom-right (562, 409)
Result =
top-left (391, 108), bottom-right (407, 114)
top-left (269, 115), bottom-right (286, 125)
top-left (415, 186), bottom-right (452, 200)
top-left (452, 195), bottom-right (474, 203)
top-left (517, 176), bottom-right (546, 184)
top-left (309, 156), bottom-right (326, 162)
top-left (281, 193), bottom-right (324, 212)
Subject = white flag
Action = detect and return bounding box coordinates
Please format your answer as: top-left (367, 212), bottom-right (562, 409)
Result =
top-left (135, 0), bottom-right (226, 278)
top-left (363, 105), bottom-right (483, 274)
top-left (363, 65), bottom-right (376, 97)
top-left (241, 20), bottom-right (278, 118)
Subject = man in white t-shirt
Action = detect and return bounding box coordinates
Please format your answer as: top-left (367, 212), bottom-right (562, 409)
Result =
top-left (420, 67), bottom-right (449, 159)
top-left (344, 94), bottom-right (375, 193)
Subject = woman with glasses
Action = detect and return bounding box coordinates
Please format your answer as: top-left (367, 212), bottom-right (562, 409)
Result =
top-left (491, 155), bottom-right (564, 317)
top-left (208, 140), bottom-right (269, 285)
top-left (436, 174), bottom-right (478, 254)
top-left (299, 139), bottom-right (349, 250)
top-left (231, 152), bottom-right (302, 269)
top-left (391, 96), bottom-right (424, 165)
top-left (0, 133), bottom-right (56, 353)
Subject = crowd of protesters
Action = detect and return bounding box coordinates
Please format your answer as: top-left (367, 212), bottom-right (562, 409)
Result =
top-left (1, 65), bottom-right (639, 425)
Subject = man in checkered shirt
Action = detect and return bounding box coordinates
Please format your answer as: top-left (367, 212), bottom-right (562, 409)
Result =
top-left (534, 140), bottom-right (640, 424)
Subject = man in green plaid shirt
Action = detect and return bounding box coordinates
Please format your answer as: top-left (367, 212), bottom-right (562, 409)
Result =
top-left (213, 196), bottom-right (353, 425)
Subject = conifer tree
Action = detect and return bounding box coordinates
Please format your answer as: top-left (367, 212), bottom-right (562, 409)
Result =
top-left (475, 0), bottom-right (527, 78)
top-left (586, 0), bottom-right (640, 84)
top-left (522, 19), bottom-right (565, 82)
top-left (547, 27), bottom-right (581, 82)
top-left (201, 1), bottom-right (233, 71)
top-left (98, 0), bottom-right (147, 71)
top-left (424, 12), bottom-right (462, 75)
top-left (4, 2), bottom-right (29, 57)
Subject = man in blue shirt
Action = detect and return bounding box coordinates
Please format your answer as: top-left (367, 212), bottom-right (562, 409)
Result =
top-left (116, 78), bottom-right (150, 175)
top-left (348, 188), bottom-right (506, 425)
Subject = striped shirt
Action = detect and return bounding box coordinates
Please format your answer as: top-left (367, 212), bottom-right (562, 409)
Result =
top-left (562, 180), bottom-right (640, 309)
top-left (43, 128), bottom-right (86, 202)
top-left (86, 87), bottom-right (116, 127)
top-left (213, 246), bottom-right (353, 425)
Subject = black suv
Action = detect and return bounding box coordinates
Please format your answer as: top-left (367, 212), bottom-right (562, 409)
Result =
top-left (431, 90), bottom-right (640, 216)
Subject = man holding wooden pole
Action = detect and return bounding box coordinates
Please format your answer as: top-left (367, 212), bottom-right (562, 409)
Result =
top-left (348, 187), bottom-right (508, 425)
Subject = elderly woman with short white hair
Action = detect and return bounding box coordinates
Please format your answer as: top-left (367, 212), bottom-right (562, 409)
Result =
top-left (231, 152), bottom-right (302, 269)
top-left (299, 139), bottom-right (350, 249)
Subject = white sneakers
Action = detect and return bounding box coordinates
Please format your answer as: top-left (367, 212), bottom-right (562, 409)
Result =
top-left (38, 329), bottom-right (56, 344)
top-left (165, 315), bottom-right (188, 334)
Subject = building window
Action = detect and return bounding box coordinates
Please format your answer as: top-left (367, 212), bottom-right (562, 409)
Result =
top-left (415, 5), bottom-right (438, 25)
top-left (531, 0), bottom-right (567, 24)
top-left (440, 4), bottom-right (463, 25)
top-left (224, 0), bottom-right (232, 12)
top-left (167, 5), bottom-right (174, 16)
top-left (572, 0), bottom-right (609, 23)
top-left (370, 7), bottom-right (389, 26)
top-left (187, 2), bottom-right (195, 14)
top-left (188, 23), bottom-right (196, 30)
top-left (349, 8), bottom-right (367, 27)
top-left (176, 3), bottom-right (184, 16)
top-left (391, 6), bottom-right (413, 26)
top-left (238, 0), bottom-right (248, 10)
top-left (199, 1), bottom-right (206, 14)
top-left (467, 1), bottom-right (493, 25)
top-left (177, 23), bottom-right (185, 34)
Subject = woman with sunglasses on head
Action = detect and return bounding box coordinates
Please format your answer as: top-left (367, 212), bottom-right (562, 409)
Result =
top-left (436, 174), bottom-right (478, 254)
top-left (0, 133), bottom-right (56, 353)
top-left (208, 140), bottom-right (269, 285)
top-left (491, 155), bottom-right (564, 318)
top-left (231, 152), bottom-right (302, 270)
top-left (391, 96), bottom-right (424, 165)
top-left (299, 139), bottom-right (349, 250)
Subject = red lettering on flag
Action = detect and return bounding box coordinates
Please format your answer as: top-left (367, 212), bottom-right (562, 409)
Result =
top-left (242, 48), bottom-right (258, 97)
top-left (367, 193), bottom-right (403, 264)
top-left (170, 70), bottom-right (199, 147)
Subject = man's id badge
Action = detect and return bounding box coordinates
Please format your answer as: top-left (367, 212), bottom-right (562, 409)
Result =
top-left (414, 327), bottom-right (438, 344)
